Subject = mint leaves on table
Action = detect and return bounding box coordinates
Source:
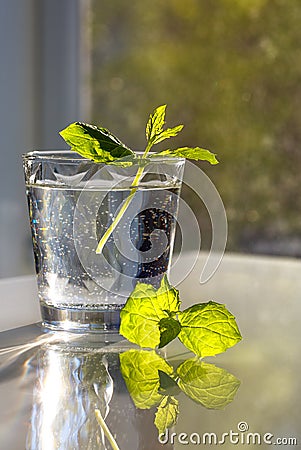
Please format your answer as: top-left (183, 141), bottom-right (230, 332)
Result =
top-left (159, 317), bottom-right (182, 349)
top-left (119, 349), bottom-right (240, 435)
top-left (119, 275), bottom-right (180, 349)
top-left (120, 275), bottom-right (242, 357)
top-left (59, 105), bottom-right (218, 254)
top-left (108, 256), bottom-right (240, 437)
top-left (178, 302), bottom-right (242, 357)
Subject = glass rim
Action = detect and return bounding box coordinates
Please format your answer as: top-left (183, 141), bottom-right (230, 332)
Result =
top-left (22, 150), bottom-right (185, 164)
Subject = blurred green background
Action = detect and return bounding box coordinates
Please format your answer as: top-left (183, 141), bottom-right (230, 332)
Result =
top-left (90, 0), bottom-right (301, 255)
top-left (0, 0), bottom-right (300, 278)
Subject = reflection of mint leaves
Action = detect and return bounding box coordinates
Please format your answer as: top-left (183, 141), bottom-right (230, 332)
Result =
top-left (119, 349), bottom-right (240, 435)
top-left (59, 122), bottom-right (134, 163)
top-left (154, 396), bottom-right (179, 434)
top-left (158, 370), bottom-right (181, 396)
top-left (59, 105), bottom-right (218, 254)
top-left (177, 359), bottom-right (240, 409)
top-left (119, 349), bottom-right (173, 409)
top-left (120, 276), bottom-right (242, 357)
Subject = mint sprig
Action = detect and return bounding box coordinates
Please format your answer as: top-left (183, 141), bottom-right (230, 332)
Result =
top-left (59, 105), bottom-right (218, 254)
top-left (120, 275), bottom-right (242, 357)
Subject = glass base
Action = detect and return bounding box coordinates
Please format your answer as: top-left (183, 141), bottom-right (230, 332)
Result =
top-left (40, 303), bottom-right (123, 333)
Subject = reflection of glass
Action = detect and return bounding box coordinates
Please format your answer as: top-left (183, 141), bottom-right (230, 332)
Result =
top-left (4, 333), bottom-right (240, 449)
top-left (25, 335), bottom-right (168, 450)
top-left (26, 342), bottom-right (117, 450)
top-left (23, 151), bottom-right (184, 332)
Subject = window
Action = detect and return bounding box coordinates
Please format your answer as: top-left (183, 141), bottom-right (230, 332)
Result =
top-left (0, 0), bottom-right (89, 277)
top-left (1, 0), bottom-right (300, 278)
top-left (90, 0), bottom-right (301, 257)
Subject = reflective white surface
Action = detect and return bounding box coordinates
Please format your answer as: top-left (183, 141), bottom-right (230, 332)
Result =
top-left (0, 276), bottom-right (40, 332)
top-left (0, 252), bottom-right (300, 449)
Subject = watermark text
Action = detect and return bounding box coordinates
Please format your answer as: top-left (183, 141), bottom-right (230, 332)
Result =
top-left (158, 422), bottom-right (298, 446)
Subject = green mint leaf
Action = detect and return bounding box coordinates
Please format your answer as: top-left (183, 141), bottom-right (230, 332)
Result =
top-left (158, 370), bottom-right (181, 396)
top-left (146, 105), bottom-right (167, 142)
top-left (154, 147), bottom-right (219, 165)
top-left (159, 317), bottom-right (181, 348)
top-left (59, 122), bottom-right (134, 163)
top-left (177, 359), bottom-right (240, 409)
top-left (119, 349), bottom-right (173, 409)
top-left (119, 275), bottom-right (180, 348)
top-left (178, 301), bottom-right (242, 357)
top-left (151, 125), bottom-right (184, 146)
top-left (157, 274), bottom-right (181, 313)
top-left (146, 105), bottom-right (183, 147)
top-left (119, 283), bottom-right (162, 348)
top-left (154, 396), bottom-right (179, 435)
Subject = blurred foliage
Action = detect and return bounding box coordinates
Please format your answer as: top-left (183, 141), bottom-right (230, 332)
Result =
top-left (90, 0), bottom-right (301, 255)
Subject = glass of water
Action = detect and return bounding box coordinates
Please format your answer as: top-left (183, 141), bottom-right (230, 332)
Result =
top-left (23, 151), bottom-right (185, 332)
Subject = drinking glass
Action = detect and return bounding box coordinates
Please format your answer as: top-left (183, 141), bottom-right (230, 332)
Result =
top-left (23, 151), bottom-right (185, 331)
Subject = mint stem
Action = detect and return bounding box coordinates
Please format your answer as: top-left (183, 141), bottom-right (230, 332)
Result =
top-left (95, 142), bottom-right (152, 254)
